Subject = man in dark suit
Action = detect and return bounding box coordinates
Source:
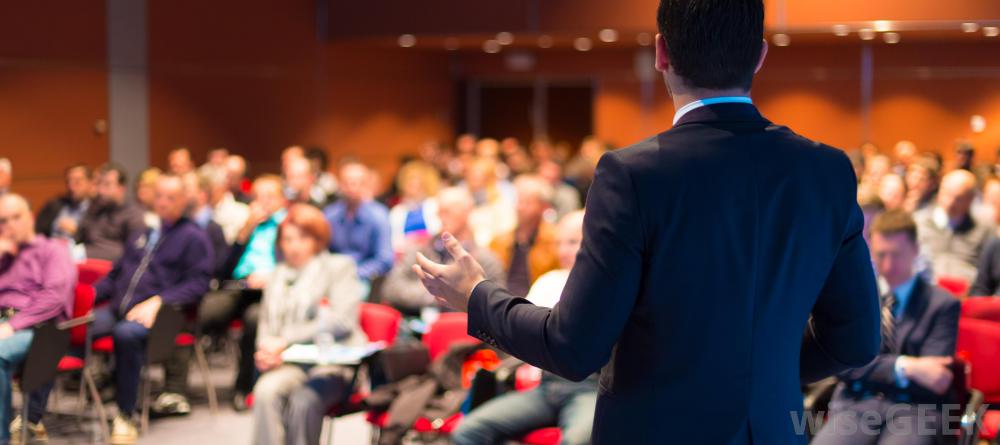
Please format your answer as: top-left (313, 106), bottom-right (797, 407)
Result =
top-left (413, 0), bottom-right (881, 443)
top-left (812, 210), bottom-right (960, 444)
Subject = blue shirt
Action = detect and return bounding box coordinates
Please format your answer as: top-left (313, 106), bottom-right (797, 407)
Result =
top-left (233, 208), bottom-right (286, 280)
top-left (891, 276), bottom-right (917, 318)
top-left (324, 200), bottom-right (393, 281)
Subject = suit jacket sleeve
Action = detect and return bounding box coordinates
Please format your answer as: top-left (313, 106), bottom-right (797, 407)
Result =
top-left (468, 152), bottom-right (644, 381)
top-left (800, 157), bottom-right (882, 383)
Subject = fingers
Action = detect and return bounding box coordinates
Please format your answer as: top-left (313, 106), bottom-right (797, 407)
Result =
top-left (440, 232), bottom-right (470, 260)
top-left (415, 252), bottom-right (445, 278)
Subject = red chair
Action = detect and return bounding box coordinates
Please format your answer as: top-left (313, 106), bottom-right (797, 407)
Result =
top-left (422, 312), bottom-right (478, 361)
top-left (957, 318), bottom-right (1000, 442)
top-left (938, 275), bottom-right (970, 298)
top-left (961, 297), bottom-right (1000, 324)
top-left (512, 364), bottom-right (563, 445)
top-left (76, 259), bottom-right (113, 286)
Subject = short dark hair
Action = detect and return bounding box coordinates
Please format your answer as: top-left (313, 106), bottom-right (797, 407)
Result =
top-left (65, 163), bottom-right (92, 178)
top-left (871, 210), bottom-right (918, 244)
top-left (305, 147), bottom-right (329, 171)
top-left (96, 162), bottom-right (128, 186)
top-left (657, 0), bottom-right (764, 90)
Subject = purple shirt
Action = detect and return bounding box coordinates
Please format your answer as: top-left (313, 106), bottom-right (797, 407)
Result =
top-left (0, 235), bottom-right (76, 330)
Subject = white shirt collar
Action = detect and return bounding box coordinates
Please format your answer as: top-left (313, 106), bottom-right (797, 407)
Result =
top-left (672, 96), bottom-right (754, 125)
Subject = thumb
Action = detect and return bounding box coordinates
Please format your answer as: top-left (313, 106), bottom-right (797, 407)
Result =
top-left (441, 232), bottom-right (470, 261)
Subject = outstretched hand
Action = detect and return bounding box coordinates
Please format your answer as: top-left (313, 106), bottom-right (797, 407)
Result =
top-left (413, 232), bottom-right (487, 312)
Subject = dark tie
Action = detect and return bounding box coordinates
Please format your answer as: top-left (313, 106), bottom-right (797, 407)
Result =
top-left (880, 291), bottom-right (897, 353)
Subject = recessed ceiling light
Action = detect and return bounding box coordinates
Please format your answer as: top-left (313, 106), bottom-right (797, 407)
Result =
top-left (873, 20), bottom-right (893, 32)
top-left (483, 40), bottom-right (502, 54)
top-left (636, 33), bottom-right (653, 46)
top-left (574, 37), bottom-right (593, 51)
top-left (599, 29), bottom-right (619, 43)
top-left (962, 22), bottom-right (980, 33)
top-left (398, 34), bottom-right (416, 48)
top-left (984, 27), bottom-right (1000, 37)
top-left (832, 24), bottom-right (850, 37)
top-left (971, 115), bottom-right (986, 133)
top-left (537, 35), bottom-right (554, 49)
top-left (496, 32), bottom-right (514, 45)
top-left (858, 28), bottom-right (876, 40)
top-left (883, 32), bottom-right (901, 44)
top-left (772, 33), bottom-right (790, 47)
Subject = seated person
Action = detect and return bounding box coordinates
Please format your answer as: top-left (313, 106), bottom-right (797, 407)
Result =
top-left (0, 194), bottom-right (75, 443)
top-left (201, 174), bottom-right (287, 410)
top-left (153, 171), bottom-right (231, 416)
top-left (34, 163), bottom-right (94, 241)
top-left (251, 204), bottom-right (367, 445)
top-left (382, 186), bottom-right (505, 316)
top-left (324, 161), bottom-right (393, 283)
top-left (812, 210), bottom-right (961, 445)
top-left (489, 175), bottom-right (560, 297)
top-left (76, 163), bottom-right (147, 261)
top-left (284, 155), bottom-right (332, 208)
top-left (91, 174), bottom-right (213, 445)
top-left (452, 211), bottom-right (597, 445)
top-left (914, 169), bottom-right (993, 285)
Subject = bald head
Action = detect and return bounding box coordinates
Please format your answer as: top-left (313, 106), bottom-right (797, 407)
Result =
top-left (938, 169), bottom-right (978, 223)
top-left (437, 186), bottom-right (475, 237)
top-left (556, 210), bottom-right (585, 270)
top-left (0, 193), bottom-right (34, 244)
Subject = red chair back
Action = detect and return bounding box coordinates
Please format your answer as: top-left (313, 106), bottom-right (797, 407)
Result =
top-left (77, 259), bottom-right (113, 286)
top-left (70, 283), bottom-right (96, 346)
top-left (962, 298), bottom-right (1000, 324)
top-left (359, 303), bottom-right (402, 345)
top-left (422, 312), bottom-right (478, 361)
top-left (957, 318), bottom-right (1000, 403)
top-left (937, 275), bottom-right (969, 297)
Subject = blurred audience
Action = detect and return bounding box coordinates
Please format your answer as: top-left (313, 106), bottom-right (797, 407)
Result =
top-left (489, 175), bottom-right (560, 297)
top-left (388, 160), bottom-right (442, 253)
top-left (914, 169), bottom-right (993, 283)
top-left (0, 159), bottom-right (9, 196)
top-left (284, 155), bottom-right (331, 208)
top-left (0, 193), bottom-right (75, 443)
top-left (251, 204), bottom-right (366, 445)
top-left (324, 161), bottom-right (393, 284)
top-left (91, 174), bottom-right (213, 444)
top-left (205, 166), bottom-right (250, 244)
top-left (35, 164), bottom-right (94, 240)
top-left (537, 160), bottom-right (582, 219)
top-left (136, 167), bottom-right (163, 228)
top-left (465, 157), bottom-right (517, 247)
top-left (76, 163), bottom-right (147, 261)
top-left (877, 174), bottom-right (905, 211)
top-left (225, 154), bottom-right (251, 203)
top-left (168, 147), bottom-right (196, 176)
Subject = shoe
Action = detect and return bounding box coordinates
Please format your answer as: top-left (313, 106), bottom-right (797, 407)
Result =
top-left (109, 415), bottom-right (138, 445)
top-left (232, 391), bottom-right (249, 412)
top-left (9, 415), bottom-right (48, 443)
top-left (151, 392), bottom-right (191, 416)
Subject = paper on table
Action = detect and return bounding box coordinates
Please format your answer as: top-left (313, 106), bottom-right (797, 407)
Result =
top-left (281, 341), bottom-right (387, 365)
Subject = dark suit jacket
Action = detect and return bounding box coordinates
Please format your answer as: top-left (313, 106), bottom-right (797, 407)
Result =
top-left (467, 103), bottom-right (881, 444)
top-left (833, 278), bottom-right (960, 406)
top-left (970, 236), bottom-right (1000, 296)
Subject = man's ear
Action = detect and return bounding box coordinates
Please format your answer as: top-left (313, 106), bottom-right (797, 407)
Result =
top-left (754, 39), bottom-right (769, 74)
top-left (654, 33), bottom-right (670, 72)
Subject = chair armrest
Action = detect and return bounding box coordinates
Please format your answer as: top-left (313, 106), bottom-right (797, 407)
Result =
top-left (959, 389), bottom-right (984, 445)
top-left (56, 312), bottom-right (95, 331)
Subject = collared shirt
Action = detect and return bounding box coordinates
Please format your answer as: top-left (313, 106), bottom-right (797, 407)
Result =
top-left (324, 200), bottom-right (393, 281)
top-left (672, 96), bottom-right (754, 125)
top-left (0, 235), bottom-right (75, 330)
top-left (233, 208), bottom-right (286, 280)
top-left (891, 276), bottom-right (917, 318)
top-left (51, 198), bottom-right (90, 239)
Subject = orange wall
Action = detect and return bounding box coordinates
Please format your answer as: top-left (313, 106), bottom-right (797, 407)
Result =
top-left (0, 2), bottom-right (108, 209)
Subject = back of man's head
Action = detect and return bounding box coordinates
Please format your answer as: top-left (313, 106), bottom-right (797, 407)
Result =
top-left (657, 0), bottom-right (764, 90)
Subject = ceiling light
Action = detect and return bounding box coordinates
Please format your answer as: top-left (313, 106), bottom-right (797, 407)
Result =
top-left (984, 27), bottom-right (1000, 37)
top-left (496, 32), bottom-right (514, 45)
top-left (883, 32), bottom-right (901, 44)
top-left (858, 28), bottom-right (876, 40)
top-left (599, 29), bottom-right (619, 43)
top-left (397, 34), bottom-right (416, 48)
top-left (962, 22), bottom-right (980, 33)
top-left (574, 37), bottom-right (593, 51)
top-left (772, 33), bottom-right (790, 47)
top-left (873, 20), bottom-right (893, 32)
top-left (537, 35), bottom-right (554, 48)
top-left (483, 40), bottom-right (502, 54)
top-left (832, 24), bottom-right (850, 37)
top-left (636, 33), bottom-right (653, 46)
